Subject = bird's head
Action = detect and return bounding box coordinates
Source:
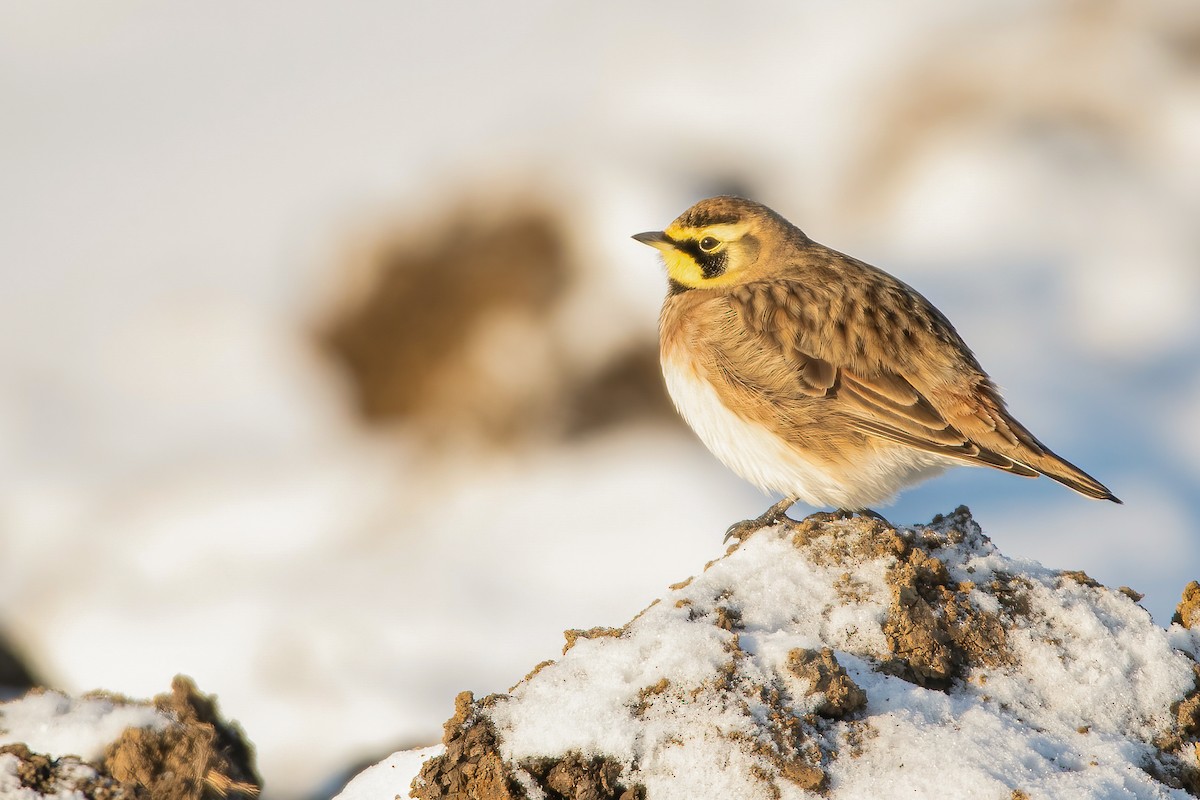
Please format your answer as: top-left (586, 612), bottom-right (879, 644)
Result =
top-left (633, 196), bottom-right (802, 290)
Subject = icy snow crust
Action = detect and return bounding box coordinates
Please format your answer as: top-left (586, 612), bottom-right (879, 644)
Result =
top-left (372, 510), bottom-right (1200, 799)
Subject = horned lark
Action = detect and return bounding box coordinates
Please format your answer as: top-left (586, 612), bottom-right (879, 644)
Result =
top-left (634, 196), bottom-right (1119, 538)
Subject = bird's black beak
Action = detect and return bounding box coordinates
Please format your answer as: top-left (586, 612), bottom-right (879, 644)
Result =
top-left (632, 230), bottom-right (675, 251)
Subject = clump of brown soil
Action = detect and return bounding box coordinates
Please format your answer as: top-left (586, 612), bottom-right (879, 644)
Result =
top-left (742, 682), bottom-right (830, 794)
top-left (0, 676), bottom-right (258, 800)
top-left (788, 512), bottom-right (907, 564)
top-left (1156, 583), bottom-right (1200, 792)
top-left (0, 743), bottom-right (129, 799)
top-left (880, 529), bottom-right (1013, 689)
top-left (413, 692), bottom-right (643, 800)
top-left (316, 199), bottom-right (675, 445)
top-left (787, 648), bottom-right (867, 719)
top-left (104, 675), bottom-right (259, 799)
top-left (522, 753), bottom-right (644, 800)
top-left (1174, 581), bottom-right (1200, 629)
top-left (1150, 662), bottom-right (1200, 794)
top-left (412, 692), bottom-right (523, 800)
top-left (562, 627), bottom-right (623, 654)
top-left (789, 506), bottom-right (1015, 690)
top-left (725, 647), bottom-right (869, 795)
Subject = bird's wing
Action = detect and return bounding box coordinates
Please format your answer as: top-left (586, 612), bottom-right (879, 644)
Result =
top-left (723, 279), bottom-right (1043, 477)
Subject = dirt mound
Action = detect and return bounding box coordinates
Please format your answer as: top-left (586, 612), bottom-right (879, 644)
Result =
top-left (401, 507), bottom-right (1200, 799)
top-left (0, 676), bottom-right (259, 800)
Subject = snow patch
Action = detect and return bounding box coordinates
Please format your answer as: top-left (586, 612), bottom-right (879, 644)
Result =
top-left (0, 692), bottom-right (168, 762)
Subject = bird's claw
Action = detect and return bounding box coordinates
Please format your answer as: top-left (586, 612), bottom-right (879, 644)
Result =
top-left (723, 510), bottom-right (794, 544)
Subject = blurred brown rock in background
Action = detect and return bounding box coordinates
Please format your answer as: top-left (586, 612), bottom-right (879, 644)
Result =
top-left (316, 198), bottom-right (676, 446)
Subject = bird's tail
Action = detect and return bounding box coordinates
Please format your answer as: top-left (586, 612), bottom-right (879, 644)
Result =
top-left (1025, 449), bottom-right (1122, 503)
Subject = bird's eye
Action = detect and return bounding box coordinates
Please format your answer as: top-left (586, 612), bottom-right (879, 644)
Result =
top-left (699, 236), bottom-right (721, 252)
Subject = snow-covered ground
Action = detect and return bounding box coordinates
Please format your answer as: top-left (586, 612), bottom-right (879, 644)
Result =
top-left (338, 511), bottom-right (1200, 799)
top-left (2, 2), bottom-right (1198, 797)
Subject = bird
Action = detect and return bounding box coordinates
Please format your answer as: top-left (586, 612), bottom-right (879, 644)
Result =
top-left (632, 196), bottom-right (1120, 540)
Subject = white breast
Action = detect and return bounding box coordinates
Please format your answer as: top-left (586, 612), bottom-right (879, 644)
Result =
top-left (660, 351), bottom-right (958, 509)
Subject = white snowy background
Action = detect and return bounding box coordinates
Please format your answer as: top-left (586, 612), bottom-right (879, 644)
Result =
top-left (1, 1), bottom-right (1198, 798)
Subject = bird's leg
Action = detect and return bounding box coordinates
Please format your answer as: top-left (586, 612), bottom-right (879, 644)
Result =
top-left (724, 496), bottom-right (798, 543)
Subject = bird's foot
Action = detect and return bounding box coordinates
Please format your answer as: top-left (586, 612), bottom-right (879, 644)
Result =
top-left (723, 497), bottom-right (798, 543)
top-left (852, 508), bottom-right (893, 526)
top-left (804, 508), bottom-right (893, 526)
top-left (822, 507), bottom-right (893, 526)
